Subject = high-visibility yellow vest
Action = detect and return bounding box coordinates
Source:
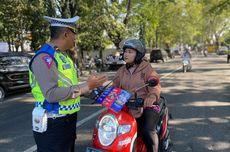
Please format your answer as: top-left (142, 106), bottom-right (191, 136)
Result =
top-left (29, 44), bottom-right (80, 114)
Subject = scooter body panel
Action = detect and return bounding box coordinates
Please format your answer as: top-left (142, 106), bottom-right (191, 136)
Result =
top-left (135, 137), bottom-right (147, 152)
top-left (88, 84), bottom-right (171, 152)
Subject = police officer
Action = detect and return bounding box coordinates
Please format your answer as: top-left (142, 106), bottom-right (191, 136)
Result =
top-left (29, 16), bottom-right (107, 152)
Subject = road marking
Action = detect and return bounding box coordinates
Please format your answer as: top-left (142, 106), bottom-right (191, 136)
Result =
top-left (23, 145), bottom-right (36, 152)
top-left (161, 66), bottom-right (181, 79)
top-left (23, 68), bottom-right (179, 152)
top-left (76, 108), bottom-right (106, 127)
top-left (1, 93), bottom-right (32, 104)
top-left (23, 108), bottom-right (106, 152)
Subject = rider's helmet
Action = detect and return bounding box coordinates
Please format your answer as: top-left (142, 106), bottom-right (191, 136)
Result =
top-left (121, 38), bottom-right (146, 64)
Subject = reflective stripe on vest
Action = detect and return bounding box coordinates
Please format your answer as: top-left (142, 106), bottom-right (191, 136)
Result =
top-left (29, 43), bottom-right (80, 114)
top-left (59, 102), bottom-right (80, 111)
top-left (30, 74), bottom-right (36, 88)
top-left (30, 71), bottom-right (72, 88)
top-left (58, 71), bottom-right (72, 86)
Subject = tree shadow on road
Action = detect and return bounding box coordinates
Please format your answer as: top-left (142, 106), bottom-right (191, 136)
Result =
top-left (162, 72), bottom-right (230, 152)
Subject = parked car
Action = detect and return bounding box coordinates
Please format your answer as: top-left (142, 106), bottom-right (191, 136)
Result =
top-left (0, 52), bottom-right (32, 101)
top-left (150, 48), bottom-right (168, 63)
top-left (216, 46), bottom-right (228, 55)
top-left (171, 47), bottom-right (181, 56)
top-left (165, 48), bottom-right (175, 59)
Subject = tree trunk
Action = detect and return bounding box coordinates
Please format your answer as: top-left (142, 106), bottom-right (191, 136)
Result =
top-left (20, 41), bottom-right (24, 52)
top-left (11, 38), bottom-right (15, 52)
top-left (139, 24), bottom-right (146, 45)
top-left (69, 0), bottom-right (77, 17)
top-left (155, 28), bottom-right (158, 48)
top-left (215, 34), bottom-right (219, 50)
top-left (123, 0), bottom-right (132, 25)
top-left (7, 37), bottom-right (11, 52)
top-left (15, 44), bottom-right (19, 52)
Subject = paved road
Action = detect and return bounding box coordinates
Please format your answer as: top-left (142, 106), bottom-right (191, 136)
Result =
top-left (0, 54), bottom-right (229, 152)
top-left (161, 55), bottom-right (230, 152)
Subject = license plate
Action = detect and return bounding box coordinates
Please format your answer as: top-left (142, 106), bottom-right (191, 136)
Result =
top-left (86, 147), bottom-right (104, 152)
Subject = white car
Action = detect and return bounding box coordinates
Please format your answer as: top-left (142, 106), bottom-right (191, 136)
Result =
top-left (105, 53), bottom-right (125, 70)
top-left (217, 46), bottom-right (228, 55)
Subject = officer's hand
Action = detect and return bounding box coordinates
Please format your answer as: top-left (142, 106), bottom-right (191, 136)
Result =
top-left (144, 96), bottom-right (157, 108)
top-left (87, 73), bottom-right (107, 90)
top-left (71, 89), bottom-right (80, 98)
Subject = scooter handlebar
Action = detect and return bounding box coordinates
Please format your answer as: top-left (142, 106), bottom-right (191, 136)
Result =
top-left (89, 78), bottom-right (159, 106)
top-left (125, 98), bottom-right (144, 109)
top-left (89, 86), bottom-right (105, 101)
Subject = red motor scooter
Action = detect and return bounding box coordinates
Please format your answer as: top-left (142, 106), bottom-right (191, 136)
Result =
top-left (86, 79), bottom-right (171, 152)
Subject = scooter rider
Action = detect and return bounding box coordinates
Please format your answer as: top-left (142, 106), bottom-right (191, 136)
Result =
top-left (113, 38), bottom-right (161, 152)
top-left (181, 47), bottom-right (192, 62)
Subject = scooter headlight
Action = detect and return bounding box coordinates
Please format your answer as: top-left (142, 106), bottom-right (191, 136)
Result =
top-left (98, 114), bottom-right (118, 146)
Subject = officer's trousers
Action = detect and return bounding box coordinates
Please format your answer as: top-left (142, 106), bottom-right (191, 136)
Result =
top-left (33, 112), bottom-right (77, 152)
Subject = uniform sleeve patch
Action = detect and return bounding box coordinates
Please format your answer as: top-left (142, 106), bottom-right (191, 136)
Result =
top-left (42, 56), bottom-right (53, 69)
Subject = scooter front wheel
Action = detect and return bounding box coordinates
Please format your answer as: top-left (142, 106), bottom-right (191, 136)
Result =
top-left (183, 65), bottom-right (187, 73)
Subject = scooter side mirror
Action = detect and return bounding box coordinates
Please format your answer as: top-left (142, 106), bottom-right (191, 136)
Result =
top-left (134, 78), bottom-right (159, 95)
top-left (147, 79), bottom-right (159, 87)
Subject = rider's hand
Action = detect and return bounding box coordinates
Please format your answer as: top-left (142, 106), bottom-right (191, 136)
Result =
top-left (144, 96), bottom-right (157, 108)
top-left (87, 73), bottom-right (107, 90)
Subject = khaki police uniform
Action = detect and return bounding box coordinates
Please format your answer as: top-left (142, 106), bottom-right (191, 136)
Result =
top-left (30, 16), bottom-right (85, 152)
top-left (31, 43), bottom-right (88, 102)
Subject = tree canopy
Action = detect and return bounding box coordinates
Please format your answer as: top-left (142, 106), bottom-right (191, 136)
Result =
top-left (0, 0), bottom-right (229, 52)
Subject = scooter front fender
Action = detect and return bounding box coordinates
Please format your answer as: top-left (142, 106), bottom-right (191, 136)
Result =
top-left (92, 109), bottom-right (138, 152)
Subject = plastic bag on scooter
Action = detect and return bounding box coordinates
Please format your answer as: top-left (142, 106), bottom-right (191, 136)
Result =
top-left (96, 86), bottom-right (131, 112)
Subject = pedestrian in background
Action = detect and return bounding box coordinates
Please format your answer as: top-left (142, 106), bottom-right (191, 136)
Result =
top-left (29, 15), bottom-right (107, 152)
